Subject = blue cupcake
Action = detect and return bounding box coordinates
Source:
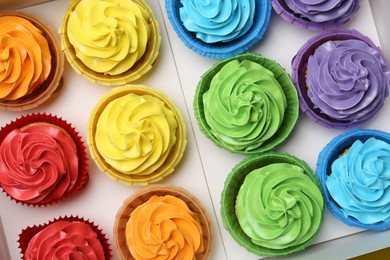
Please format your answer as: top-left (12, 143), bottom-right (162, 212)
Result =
top-left (165, 0), bottom-right (271, 59)
top-left (317, 128), bottom-right (390, 230)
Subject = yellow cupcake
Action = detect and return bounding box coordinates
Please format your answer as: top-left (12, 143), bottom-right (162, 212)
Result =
top-left (87, 85), bottom-right (186, 185)
top-left (59, 0), bottom-right (161, 86)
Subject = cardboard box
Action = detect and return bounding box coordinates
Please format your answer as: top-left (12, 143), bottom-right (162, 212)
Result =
top-left (0, 0), bottom-right (53, 11)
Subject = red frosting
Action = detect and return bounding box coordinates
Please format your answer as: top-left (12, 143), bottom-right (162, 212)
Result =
top-left (0, 123), bottom-right (78, 204)
top-left (24, 221), bottom-right (105, 260)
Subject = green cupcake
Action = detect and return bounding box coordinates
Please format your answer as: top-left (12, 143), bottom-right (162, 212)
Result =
top-left (194, 52), bottom-right (299, 155)
top-left (221, 152), bottom-right (324, 256)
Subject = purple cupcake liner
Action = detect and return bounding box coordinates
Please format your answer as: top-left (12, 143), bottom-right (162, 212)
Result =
top-left (316, 128), bottom-right (390, 230)
top-left (272, 0), bottom-right (361, 31)
top-left (292, 29), bottom-right (389, 129)
top-left (165, 0), bottom-right (271, 59)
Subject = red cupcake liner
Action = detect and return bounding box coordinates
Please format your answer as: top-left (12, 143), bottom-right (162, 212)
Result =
top-left (0, 113), bottom-right (88, 206)
top-left (18, 215), bottom-right (112, 259)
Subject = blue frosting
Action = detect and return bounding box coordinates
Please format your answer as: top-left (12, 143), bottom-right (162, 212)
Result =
top-left (326, 137), bottom-right (390, 224)
top-left (179, 0), bottom-right (255, 43)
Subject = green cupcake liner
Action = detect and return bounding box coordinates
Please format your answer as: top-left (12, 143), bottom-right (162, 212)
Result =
top-left (220, 152), bottom-right (325, 256)
top-left (194, 52), bottom-right (299, 155)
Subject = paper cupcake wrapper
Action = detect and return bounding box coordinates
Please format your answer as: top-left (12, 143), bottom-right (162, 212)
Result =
top-left (165, 0), bottom-right (271, 59)
top-left (272, 0), bottom-right (361, 31)
top-left (59, 0), bottom-right (161, 86)
top-left (221, 152), bottom-right (324, 256)
top-left (18, 215), bottom-right (112, 259)
top-left (87, 85), bottom-right (187, 186)
top-left (114, 184), bottom-right (212, 260)
top-left (0, 11), bottom-right (64, 111)
top-left (316, 128), bottom-right (390, 230)
top-left (291, 29), bottom-right (389, 129)
top-left (0, 113), bottom-right (88, 206)
top-left (194, 52), bottom-right (299, 155)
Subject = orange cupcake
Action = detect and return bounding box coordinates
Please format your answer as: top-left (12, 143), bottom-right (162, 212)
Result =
top-left (0, 12), bottom-right (64, 111)
top-left (114, 184), bottom-right (212, 259)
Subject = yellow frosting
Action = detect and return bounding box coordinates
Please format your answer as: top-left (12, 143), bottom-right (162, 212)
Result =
top-left (67, 0), bottom-right (151, 75)
top-left (95, 93), bottom-right (177, 176)
top-left (126, 195), bottom-right (204, 260)
top-left (0, 15), bottom-right (51, 100)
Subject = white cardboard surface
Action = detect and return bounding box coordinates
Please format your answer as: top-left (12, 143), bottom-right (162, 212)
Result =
top-left (0, 1), bottom-right (389, 259)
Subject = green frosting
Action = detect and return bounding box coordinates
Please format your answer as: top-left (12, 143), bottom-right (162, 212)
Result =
top-left (203, 59), bottom-right (287, 152)
top-left (236, 163), bottom-right (324, 249)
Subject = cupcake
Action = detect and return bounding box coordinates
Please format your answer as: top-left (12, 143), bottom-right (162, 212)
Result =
top-left (292, 29), bottom-right (390, 129)
top-left (114, 184), bottom-right (212, 260)
top-left (221, 152), bottom-right (324, 256)
top-left (272, 0), bottom-right (361, 30)
top-left (194, 52), bottom-right (299, 155)
top-left (0, 12), bottom-right (64, 111)
top-left (87, 85), bottom-right (186, 186)
top-left (317, 128), bottom-right (390, 230)
top-left (59, 0), bottom-right (161, 86)
top-left (165, 0), bottom-right (271, 59)
top-left (0, 113), bottom-right (88, 206)
top-left (18, 216), bottom-right (112, 259)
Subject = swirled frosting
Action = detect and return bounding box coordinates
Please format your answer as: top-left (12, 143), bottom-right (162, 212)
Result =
top-left (0, 16), bottom-right (51, 100)
top-left (203, 59), bottom-right (286, 152)
top-left (0, 124), bottom-right (78, 204)
top-left (95, 93), bottom-right (177, 176)
top-left (179, 0), bottom-right (255, 43)
top-left (285, 0), bottom-right (360, 24)
top-left (25, 221), bottom-right (105, 260)
top-left (236, 163), bottom-right (324, 249)
top-left (326, 138), bottom-right (390, 224)
top-left (307, 39), bottom-right (390, 121)
top-left (67, 0), bottom-right (151, 75)
top-left (126, 195), bottom-right (204, 260)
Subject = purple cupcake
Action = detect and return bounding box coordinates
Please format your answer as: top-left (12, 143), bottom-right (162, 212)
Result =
top-left (272, 0), bottom-right (361, 30)
top-left (292, 29), bottom-right (390, 129)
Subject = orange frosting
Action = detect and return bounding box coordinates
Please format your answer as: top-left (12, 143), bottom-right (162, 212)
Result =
top-left (126, 195), bottom-right (204, 260)
top-left (0, 15), bottom-right (51, 100)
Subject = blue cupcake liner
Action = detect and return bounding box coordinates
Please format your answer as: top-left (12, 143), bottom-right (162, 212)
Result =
top-left (165, 0), bottom-right (271, 59)
top-left (316, 128), bottom-right (390, 230)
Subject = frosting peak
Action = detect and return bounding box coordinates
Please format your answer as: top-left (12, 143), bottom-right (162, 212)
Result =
top-left (126, 195), bottom-right (204, 260)
top-left (25, 221), bottom-right (105, 260)
top-left (236, 163), bottom-right (324, 249)
top-left (0, 123), bottom-right (78, 204)
top-left (67, 0), bottom-right (151, 75)
top-left (179, 0), bottom-right (255, 43)
top-left (326, 137), bottom-right (390, 224)
top-left (95, 93), bottom-right (178, 176)
top-left (285, 0), bottom-right (360, 24)
top-left (203, 59), bottom-right (287, 152)
top-left (307, 39), bottom-right (390, 122)
top-left (0, 15), bottom-right (51, 100)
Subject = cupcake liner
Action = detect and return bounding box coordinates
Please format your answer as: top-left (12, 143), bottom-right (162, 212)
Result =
top-left (221, 152), bottom-right (324, 256)
top-left (18, 215), bottom-right (112, 259)
top-left (292, 29), bottom-right (389, 129)
top-left (114, 184), bottom-right (212, 260)
top-left (165, 0), bottom-right (271, 59)
top-left (87, 85), bottom-right (187, 186)
top-left (272, 0), bottom-right (361, 31)
top-left (0, 113), bottom-right (88, 206)
top-left (316, 128), bottom-right (390, 230)
top-left (194, 52), bottom-right (299, 155)
top-left (0, 11), bottom-right (64, 111)
top-left (59, 0), bottom-right (161, 86)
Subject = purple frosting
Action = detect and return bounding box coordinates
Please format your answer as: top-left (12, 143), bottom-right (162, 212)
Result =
top-left (285, 0), bottom-right (360, 24)
top-left (307, 39), bottom-right (390, 122)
